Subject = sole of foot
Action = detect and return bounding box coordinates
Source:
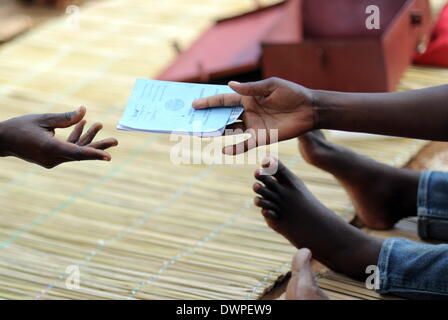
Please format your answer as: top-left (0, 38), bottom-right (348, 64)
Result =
top-left (298, 131), bottom-right (419, 230)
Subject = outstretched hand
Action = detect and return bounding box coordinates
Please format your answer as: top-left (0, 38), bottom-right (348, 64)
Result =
top-left (0, 107), bottom-right (118, 168)
top-left (192, 77), bottom-right (316, 155)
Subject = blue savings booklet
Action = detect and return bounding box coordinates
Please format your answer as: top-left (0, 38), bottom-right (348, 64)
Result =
top-left (117, 79), bottom-right (243, 136)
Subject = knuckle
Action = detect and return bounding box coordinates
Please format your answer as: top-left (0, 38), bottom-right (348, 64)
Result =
top-left (64, 112), bottom-right (73, 122)
top-left (72, 150), bottom-right (82, 161)
top-left (41, 114), bottom-right (53, 125)
top-left (74, 149), bottom-right (86, 161)
top-left (86, 126), bottom-right (96, 136)
top-left (218, 94), bottom-right (225, 106)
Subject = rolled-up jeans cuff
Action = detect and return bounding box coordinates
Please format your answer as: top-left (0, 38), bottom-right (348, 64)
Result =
top-left (377, 238), bottom-right (394, 295)
top-left (377, 238), bottom-right (448, 299)
top-left (417, 171), bottom-right (448, 241)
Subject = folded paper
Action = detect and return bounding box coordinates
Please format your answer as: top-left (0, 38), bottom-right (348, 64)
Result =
top-left (117, 79), bottom-right (243, 136)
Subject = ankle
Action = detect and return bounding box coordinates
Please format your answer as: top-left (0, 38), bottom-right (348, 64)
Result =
top-left (335, 235), bottom-right (383, 280)
top-left (318, 227), bottom-right (382, 279)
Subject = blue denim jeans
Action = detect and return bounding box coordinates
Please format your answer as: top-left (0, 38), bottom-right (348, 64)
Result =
top-left (377, 171), bottom-right (448, 299)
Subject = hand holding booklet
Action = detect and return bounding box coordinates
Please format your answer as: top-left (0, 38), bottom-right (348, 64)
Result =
top-left (117, 79), bottom-right (243, 136)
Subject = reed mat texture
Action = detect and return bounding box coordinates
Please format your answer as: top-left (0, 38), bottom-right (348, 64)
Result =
top-left (0, 0), bottom-right (445, 300)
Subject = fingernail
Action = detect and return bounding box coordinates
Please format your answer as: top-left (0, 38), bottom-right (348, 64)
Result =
top-left (254, 169), bottom-right (262, 177)
top-left (222, 146), bottom-right (232, 155)
top-left (253, 183), bottom-right (260, 191)
top-left (229, 81), bottom-right (241, 86)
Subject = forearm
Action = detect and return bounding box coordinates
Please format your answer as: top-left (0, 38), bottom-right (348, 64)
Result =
top-left (313, 85), bottom-right (448, 141)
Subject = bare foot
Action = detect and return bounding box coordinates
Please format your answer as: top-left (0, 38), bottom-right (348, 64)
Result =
top-left (253, 158), bottom-right (382, 279)
top-left (286, 249), bottom-right (329, 300)
top-left (298, 131), bottom-right (420, 229)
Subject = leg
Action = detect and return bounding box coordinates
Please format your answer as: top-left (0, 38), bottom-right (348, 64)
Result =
top-left (298, 131), bottom-right (420, 229)
top-left (286, 249), bottom-right (329, 300)
top-left (253, 157), bottom-right (383, 279)
top-left (377, 238), bottom-right (448, 299)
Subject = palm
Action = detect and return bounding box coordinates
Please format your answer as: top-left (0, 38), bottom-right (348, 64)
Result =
top-left (239, 89), bottom-right (314, 143)
top-left (193, 77), bottom-right (316, 154)
top-left (0, 108), bottom-right (118, 168)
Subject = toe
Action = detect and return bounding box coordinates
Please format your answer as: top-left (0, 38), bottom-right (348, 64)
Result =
top-left (254, 197), bottom-right (280, 212)
top-left (264, 157), bottom-right (298, 187)
top-left (253, 183), bottom-right (281, 202)
top-left (261, 209), bottom-right (279, 220)
top-left (255, 169), bottom-right (280, 191)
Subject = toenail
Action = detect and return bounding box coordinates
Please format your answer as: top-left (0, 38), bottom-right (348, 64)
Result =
top-left (261, 157), bottom-right (271, 167)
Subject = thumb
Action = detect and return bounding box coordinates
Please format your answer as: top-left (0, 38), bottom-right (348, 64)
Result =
top-left (39, 106), bottom-right (86, 129)
top-left (229, 79), bottom-right (275, 97)
top-left (291, 248), bottom-right (313, 275)
top-left (286, 249), bottom-right (313, 300)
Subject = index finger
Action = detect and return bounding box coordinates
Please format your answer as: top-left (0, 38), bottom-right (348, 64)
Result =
top-left (192, 93), bottom-right (242, 109)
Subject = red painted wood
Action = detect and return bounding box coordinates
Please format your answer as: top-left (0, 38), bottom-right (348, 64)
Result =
top-left (159, 0), bottom-right (432, 92)
top-left (158, 2), bottom-right (289, 83)
top-left (263, 0), bottom-right (432, 92)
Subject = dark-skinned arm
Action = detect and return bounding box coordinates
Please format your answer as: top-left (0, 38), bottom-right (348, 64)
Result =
top-left (193, 78), bottom-right (448, 154)
top-left (315, 84), bottom-right (448, 141)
